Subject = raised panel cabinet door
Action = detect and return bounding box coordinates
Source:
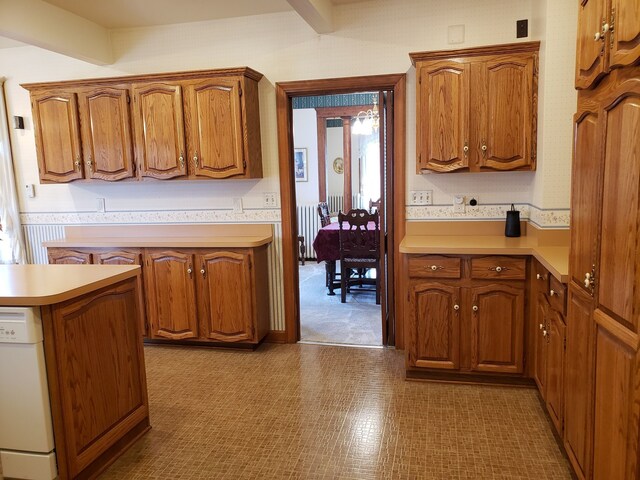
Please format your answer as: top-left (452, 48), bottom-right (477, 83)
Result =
top-left (576, 0), bottom-right (609, 89)
top-left (564, 286), bottom-right (596, 480)
top-left (534, 294), bottom-right (549, 395)
top-left (31, 91), bottom-right (83, 183)
top-left (470, 283), bottom-right (525, 373)
top-left (609, 0), bottom-right (640, 71)
top-left (132, 83), bottom-right (187, 179)
top-left (408, 282), bottom-right (461, 370)
top-left (77, 87), bottom-right (134, 181)
top-left (94, 249), bottom-right (146, 337)
top-left (569, 102), bottom-right (602, 295)
top-left (477, 54), bottom-right (535, 170)
top-left (185, 78), bottom-right (245, 178)
top-left (416, 60), bottom-right (470, 172)
top-left (144, 250), bottom-right (198, 340)
top-left (48, 248), bottom-right (92, 264)
top-left (545, 310), bottom-right (566, 435)
top-left (592, 312), bottom-right (640, 480)
top-left (596, 83), bottom-right (640, 334)
top-left (196, 251), bottom-right (254, 342)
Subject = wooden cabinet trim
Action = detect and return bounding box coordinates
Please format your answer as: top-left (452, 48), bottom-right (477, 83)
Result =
top-left (409, 41), bottom-right (541, 65)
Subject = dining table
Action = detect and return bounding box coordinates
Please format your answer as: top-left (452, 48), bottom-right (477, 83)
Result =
top-left (312, 221), bottom-right (379, 295)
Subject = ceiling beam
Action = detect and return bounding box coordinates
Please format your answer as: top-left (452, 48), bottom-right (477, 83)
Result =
top-left (0, 0), bottom-right (113, 65)
top-left (286, 0), bottom-right (334, 34)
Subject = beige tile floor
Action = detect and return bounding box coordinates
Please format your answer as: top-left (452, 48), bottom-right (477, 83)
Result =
top-left (100, 344), bottom-right (572, 479)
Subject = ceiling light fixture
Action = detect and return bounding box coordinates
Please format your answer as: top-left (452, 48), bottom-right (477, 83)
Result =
top-left (352, 99), bottom-right (379, 136)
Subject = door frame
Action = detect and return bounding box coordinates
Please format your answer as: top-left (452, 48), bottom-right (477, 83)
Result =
top-left (275, 74), bottom-right (406, 345)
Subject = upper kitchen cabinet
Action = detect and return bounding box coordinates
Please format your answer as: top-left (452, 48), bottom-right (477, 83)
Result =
top-left (77, 86), bottom-right (136, 181)
top-left (30, 90), bottom-right (83, 183)
top-left (132, 82), bottom-right (187, 180)
top-left (576, 0), bottom-right (640, 90)
top-left (410, 42), bottom-right (539, 173)
top-left (184, 76), bottom-right (262, 179)
top-left (22, 67), bottom-right (264, 183)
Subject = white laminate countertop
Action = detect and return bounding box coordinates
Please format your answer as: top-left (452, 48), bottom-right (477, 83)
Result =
top-left (400, 235), bottom-right (569, 283)
top-left (0, 264), bottom-right (140, 306)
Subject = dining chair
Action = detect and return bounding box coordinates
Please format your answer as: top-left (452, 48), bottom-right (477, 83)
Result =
top-left (338, 209), bottom-right (380, 304)
top-left (317, 202), bottom-right (331, 227)
top-left (369, 198), bottom-right (381, 213)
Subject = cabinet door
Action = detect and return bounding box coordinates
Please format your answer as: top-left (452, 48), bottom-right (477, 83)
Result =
top-left (564, 286), bottom-right (596, 480)
top-left (592, 312), bottom-right (640, 480)
top-left (576, 0), bottom-right (609, 89)
top-left (31, 91), bottom-right (83, 183)
top-left (48, 248), bottom-right (92, 264)
top-left (132, 83), bottom-right (187, 179)
top-left (533, 294), bottom-right (549, 394)
top-left (596, 85), bottom-right (640, 335)
top-left (408, 282), bottom-right (461, 370)
top-left (569, 102), bottom-right (602, 295)
top-left (546, 310), bottom-right (566, 434)
top-left (77, 87), bottom-right (134, 181)
top-left (185, 78), bottom-right (245, 178)
top-left (196, 251), bottom-right (254, 342)
top-left (609, 0), bottom-right (640, 71)
top-left (470, 283), bottom-right (525, 373)
top-left (144, 250), bottom-right (198, 340)
top-left (476, 54), bottom-right (535, 170)
top-left (416, 61), bottom-right (470, 172)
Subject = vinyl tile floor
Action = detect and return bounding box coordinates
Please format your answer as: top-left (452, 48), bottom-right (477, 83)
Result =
top-left (100, 344), bottom-right (572, 479)
top-left (299, 262), bottom-right (382, 346)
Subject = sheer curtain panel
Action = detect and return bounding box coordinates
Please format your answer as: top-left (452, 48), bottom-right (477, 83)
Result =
top-left (0, 78), bottom-right (26, 264)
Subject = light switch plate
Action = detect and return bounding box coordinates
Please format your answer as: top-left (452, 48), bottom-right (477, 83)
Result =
top-left (263, 193), bottom-right (278, 208)
top-left (410, 190), bottom-right (433, 205)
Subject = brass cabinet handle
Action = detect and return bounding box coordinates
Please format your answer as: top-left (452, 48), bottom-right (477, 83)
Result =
top-left (472, 305), bottom-right (478, 312)
top-left (542, 330), bottom-right (548, 338)
top-left (481, 141), bottom-right (487, 158)
top-left (536, 273), bottom-right (542, 280)
top-left (550, 289), bottom-right (556, 296)
top-left (463, 142), bottom-right (469, 158)
top-left (539, 323), bottom-right (544, 330)
top-left (453, 304), bottom-right (460, 311)
top-left (179, 152), bottom-right (185, 169)
top-left (490, 266), bottom-right (507, 273)
top-left (187, 266), bottom-right (193, 277)
top-left (74, 154), bottom-right (81, 170)
top-left (429, 265), bottom-right (444, 271)
top-left (86, 157), bottom-right (93, 172)
top-left (200, 268), bottom-right (205, 276)
top-left (594, 31), bottom-right (602, 41)
top-left (193, 151), bottom-right (199, 168)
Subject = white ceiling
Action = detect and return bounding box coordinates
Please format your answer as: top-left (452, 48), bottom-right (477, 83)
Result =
top-left (40, 0), bottom-right (370, 29)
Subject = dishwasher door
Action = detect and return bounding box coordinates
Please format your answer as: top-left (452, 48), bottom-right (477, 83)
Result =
top-left (0, 307), bottom-right (57, 480)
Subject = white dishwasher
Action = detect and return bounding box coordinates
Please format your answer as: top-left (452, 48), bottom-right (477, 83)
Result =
top-left (0, 307), bottom-right (57, 480)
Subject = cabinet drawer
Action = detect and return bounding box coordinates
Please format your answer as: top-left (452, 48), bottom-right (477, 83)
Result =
top-left (548, 275), bottom-right (567, 315)
top-left (471, 256), bottom-right (526, 280)
top-left (408, 255), bottom-right (461, 279)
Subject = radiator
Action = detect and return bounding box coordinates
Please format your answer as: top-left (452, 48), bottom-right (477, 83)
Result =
top-left (22, 224), bottom-right (64, 264)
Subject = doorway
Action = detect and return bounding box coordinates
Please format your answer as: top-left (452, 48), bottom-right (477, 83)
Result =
top-left (275, 74), bottom-right (406, 346)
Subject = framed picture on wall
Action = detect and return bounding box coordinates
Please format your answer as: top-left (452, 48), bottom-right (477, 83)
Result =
top-left (294, 148), bottom-right (308, 182)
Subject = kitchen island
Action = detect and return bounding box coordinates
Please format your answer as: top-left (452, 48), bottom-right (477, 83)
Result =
top-left (0, 265), bottom-right (149, 480)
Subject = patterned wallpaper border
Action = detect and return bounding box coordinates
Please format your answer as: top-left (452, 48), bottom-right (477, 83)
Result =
top-left (20, 205), bottom-right (569, 228)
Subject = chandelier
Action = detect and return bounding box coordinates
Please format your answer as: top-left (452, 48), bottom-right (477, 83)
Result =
top-left (352, 99), bottom-right (379, 136)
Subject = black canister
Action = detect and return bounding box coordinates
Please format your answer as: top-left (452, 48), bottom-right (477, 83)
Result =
top-left (505, 204), bottom-right (521, 237)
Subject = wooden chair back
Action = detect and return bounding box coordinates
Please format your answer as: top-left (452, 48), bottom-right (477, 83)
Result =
top-left (338, 209), bottom-right (380, 260)
top-left (317, 202), bottom-right (331, 227)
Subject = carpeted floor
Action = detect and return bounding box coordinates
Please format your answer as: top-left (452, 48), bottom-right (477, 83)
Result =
top-left (299, 262), bottom-right (382, 346)
top-left (100, 344), bottom-right (572, 479)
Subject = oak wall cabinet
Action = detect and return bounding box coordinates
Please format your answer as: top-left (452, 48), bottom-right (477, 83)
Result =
top-left (410, 42), bottom-right (539, 173)
top-left (407, 255), bottom-right (526, 378)
top-left (575, 0), bottom-right (640, 90)
top-left (23, 67), bottom-right (264, 183)
top-left (48, 245), bottom-right (270, 346)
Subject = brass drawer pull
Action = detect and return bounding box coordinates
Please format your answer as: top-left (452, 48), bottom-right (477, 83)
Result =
top-left (428, 265), bottom-right (444, 271)
top-left (453, 304), bottom-right (460, 311)
top-left (489, 266), bottom-right (508, 273)
top-left (550, 289), bottom-right (556, 296)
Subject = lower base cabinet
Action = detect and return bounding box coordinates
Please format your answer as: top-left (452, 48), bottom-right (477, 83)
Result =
top-left (407, 255), bottom-right (526, 376)
top-left (48, 245), bottom-right (270, 345)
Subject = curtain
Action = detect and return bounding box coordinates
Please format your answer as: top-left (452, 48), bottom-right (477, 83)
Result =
top-left (0, 78), bottom-right (26, 264)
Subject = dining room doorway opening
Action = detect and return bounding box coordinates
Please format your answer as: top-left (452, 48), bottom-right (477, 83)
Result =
top-left (294, 93), bottom-right (384, 346)
top-left (276, 74), bottom-right (406, 348)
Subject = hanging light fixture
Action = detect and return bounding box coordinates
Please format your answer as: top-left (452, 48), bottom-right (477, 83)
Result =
top-left (352, 98), bottom-right (379, 136)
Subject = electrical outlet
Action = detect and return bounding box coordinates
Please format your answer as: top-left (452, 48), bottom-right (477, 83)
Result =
top-left (263, 193), bottom-right (278, 208)
top-left (233, 197), bottom-right (243, 214)
top-left (453, 195), bottom-right (465, 213)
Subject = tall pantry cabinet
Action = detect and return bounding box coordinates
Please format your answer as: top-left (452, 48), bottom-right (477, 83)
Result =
top-left (569, 0), bottom-right (640, 478)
